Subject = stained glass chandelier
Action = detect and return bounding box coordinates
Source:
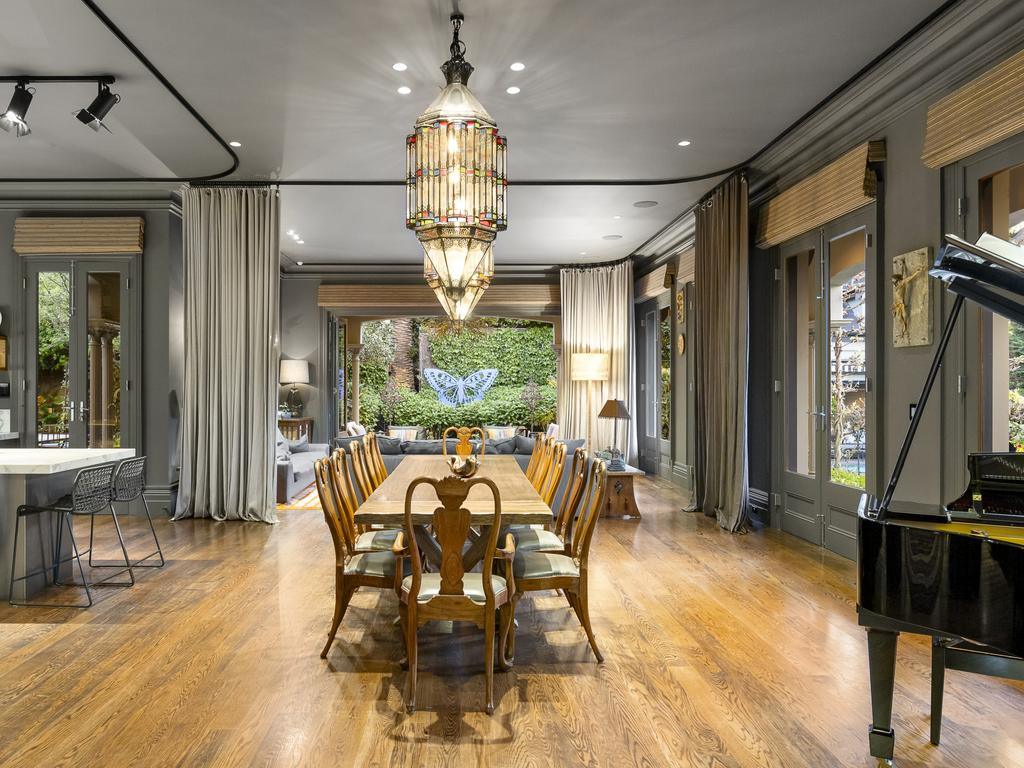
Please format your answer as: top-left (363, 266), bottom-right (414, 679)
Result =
top-left (406, 13), bottom-right (507, 325)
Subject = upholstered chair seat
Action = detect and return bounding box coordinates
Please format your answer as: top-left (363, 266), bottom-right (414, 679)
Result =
top-left (345, 550), bottom-right (403, 578)
top-left (355, 528), bottom-right (401, 552)
top-left (401, 572), bottom-right (508, 604)
top-left (510, 528), bottom-right (564, 554)
top-left (513, 551), bottom-right (580, 580)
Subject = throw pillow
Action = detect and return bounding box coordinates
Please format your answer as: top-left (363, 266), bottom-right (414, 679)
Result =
top-left (485, 425), bottom-right (517, 440)
top-left (389, 426), bottom-right (420, 441)
top-left (334, 434), bottom-right (363, 451)
top-left (402, 439), bottom-right (446, 455)
top-left (514, 434), bottom-right (536, 455)
top-left (376, 435), bottom-right (403, 455)
top-left (287, 435), bottom-right (309, 453)
top-left (490, 436), bottom-right (516, 455)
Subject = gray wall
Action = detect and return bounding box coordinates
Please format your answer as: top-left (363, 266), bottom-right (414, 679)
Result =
top-left (279, 276), bottom-right (329, 443)
top-left (0, 202), bottom-right (184, 511)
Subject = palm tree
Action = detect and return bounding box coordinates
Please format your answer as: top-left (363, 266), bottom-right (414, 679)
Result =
top-left (392, 317), bottom-right (415, 389)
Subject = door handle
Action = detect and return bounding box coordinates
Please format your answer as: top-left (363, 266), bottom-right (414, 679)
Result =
top-left (79, 400), bottom-right (90, 423)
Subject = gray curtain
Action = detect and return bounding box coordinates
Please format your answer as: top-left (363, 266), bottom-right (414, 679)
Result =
top-left (694, 175), bottom-right (749, 531)
top-left (175, 186), bottom-right (280, 522)
top-left (558, 260), bottom-right (637, 463)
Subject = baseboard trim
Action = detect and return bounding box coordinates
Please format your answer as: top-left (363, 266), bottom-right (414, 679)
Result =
top-left (143, 485), bottom-right (176, 516)
top-left (748, 487), bottom-right (770, 526)
top-left (672, 462), bottom-right (693, 490)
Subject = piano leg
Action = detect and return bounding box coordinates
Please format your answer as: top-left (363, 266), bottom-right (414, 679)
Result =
top-left (930, 637), bottom-right (945, 745)
top-left (866, 628), bottom-right (898, 761)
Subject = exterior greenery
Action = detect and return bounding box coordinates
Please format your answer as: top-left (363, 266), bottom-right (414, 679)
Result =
top-left (355, 318), bottom-right (557, 437)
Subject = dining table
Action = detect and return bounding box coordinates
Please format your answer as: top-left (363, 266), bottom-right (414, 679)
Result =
top-left (355, 454), bottom-right (552, 569)
top-left (0, 447), bottom-right (135, 600)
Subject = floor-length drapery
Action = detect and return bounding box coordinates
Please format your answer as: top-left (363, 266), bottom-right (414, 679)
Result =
top-left (558, 260), bottom-right (637, 462)
top-left (694, 175), bottom-right (749, 532)
top-left (175, 186), bottom-right (280, 522)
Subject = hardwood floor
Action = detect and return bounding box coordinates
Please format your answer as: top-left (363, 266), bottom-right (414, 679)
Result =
top-left (1, 478), bottom-right (1022, 767)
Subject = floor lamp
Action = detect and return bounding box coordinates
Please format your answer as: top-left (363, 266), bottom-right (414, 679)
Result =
top-left (570, 352), bottom-right (610, 455)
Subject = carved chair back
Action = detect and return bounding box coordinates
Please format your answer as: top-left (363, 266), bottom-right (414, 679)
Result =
top-left (364, 431), bottom-right (388, 486)
top-left (530, 436), bottom-right (556, 492)
top-left (328, 448), bottom-right (361, 540)
top-left (347, 439), bottom-right (375, 500)
top-left (442, 426), bottom-right (485, 458)
top-left (570, 459), bottom-right (608, 568)
top-left (314, 458), bottom-right (354, 564)
top-left (403, 475), bottom-right (502, 614)
top-left (538, 441), bottom-right (568, 506)
top-left (553, 447), bottom-right (589, 540)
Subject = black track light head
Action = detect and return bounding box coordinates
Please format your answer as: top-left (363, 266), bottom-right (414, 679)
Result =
top-left (0, 82), bottom-right (33, 137)
top-left (74, 84), bottom-right (120, 133)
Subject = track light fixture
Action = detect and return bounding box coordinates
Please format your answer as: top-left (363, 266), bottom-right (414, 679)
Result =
top-left (0, 75), bottom-right (118, 137)
top-left (0, 82), bottom-right (33, 137)
top-left (74, 84), bottom-right (120, 132)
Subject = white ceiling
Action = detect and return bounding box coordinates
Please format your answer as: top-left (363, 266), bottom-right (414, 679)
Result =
top-left (0, 0), bottom-right (947, 268)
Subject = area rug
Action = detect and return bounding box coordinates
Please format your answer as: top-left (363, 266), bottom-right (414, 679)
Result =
top-left (277, 483), bottom-right (320, 511)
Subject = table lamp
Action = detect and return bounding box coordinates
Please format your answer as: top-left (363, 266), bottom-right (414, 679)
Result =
top-left (598, 399), bottom-right (630, 470)
top-left (279, 359), bottom-right (310, 416)
top-left (571, 352), bottom-right (609, 454)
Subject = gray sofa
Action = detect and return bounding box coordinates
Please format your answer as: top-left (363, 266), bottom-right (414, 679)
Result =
top-left (333, 433), bottom-right (584, 511)
top-left (276, 431), bottom-right (331, 503)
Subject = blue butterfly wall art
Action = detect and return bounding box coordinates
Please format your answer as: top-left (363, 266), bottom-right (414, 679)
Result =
top-left (423, 368), bottom-right (499, 407)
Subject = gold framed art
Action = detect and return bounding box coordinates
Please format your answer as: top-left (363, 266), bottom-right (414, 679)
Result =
top-left (676, 333), bottom-right (686, 356)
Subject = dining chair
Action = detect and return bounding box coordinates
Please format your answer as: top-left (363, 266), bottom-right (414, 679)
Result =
top-left (103, 456), bottom-right (164, 568)
top-left (524, 433), bottom-right (544, 482)
top-left (508, 459), bottom-right (608, 663)
top-left (314, 459), bottom-right (404, 659)
top-left (514, 447), bottom-right (588, 554)
top-left (392, 475), bottom-right (516, 714)
top-left (529, 436), bottom-right (556, 492)
top-left (328, 448), bottom-right (398, 552)
top-left (9, 463), bottom-right (132, 608)
top-left (347, 439), bottom-right (376, 500)
top-left (537, 441), bottom-right (567, 506)
top-left (442, 426), bottom-right (485, 458)
top-left (365, 431), bottom-right (388, 487)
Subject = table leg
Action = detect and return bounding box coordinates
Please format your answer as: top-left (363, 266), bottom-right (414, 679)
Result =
top-left (412, 524), bottom-right (443, 569)
top-left (462, 525), bottom-right (506, 571)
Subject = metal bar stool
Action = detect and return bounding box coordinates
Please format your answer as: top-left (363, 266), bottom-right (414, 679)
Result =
top-left (8, 463), bottom-right (133, 608)
top-left (102, 456), bottom-right (164, 568)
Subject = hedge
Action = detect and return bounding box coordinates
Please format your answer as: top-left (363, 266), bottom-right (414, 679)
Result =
top-left (428, 325), bottom-right (556, 387)
top-left (360, 384), bottom-right (556, 437)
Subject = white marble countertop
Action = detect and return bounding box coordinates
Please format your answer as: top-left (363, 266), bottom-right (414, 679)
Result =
top-left (0, 448), bottom-right (135, 475)
top-left (0, 432), bottom-right (18, 441)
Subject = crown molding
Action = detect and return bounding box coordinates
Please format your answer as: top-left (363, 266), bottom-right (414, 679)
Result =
top-left (748, 0), bottom-right (1024, 205)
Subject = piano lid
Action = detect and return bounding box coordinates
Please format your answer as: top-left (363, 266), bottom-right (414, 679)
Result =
top-left (931, 233), bottom-right (1024, 324)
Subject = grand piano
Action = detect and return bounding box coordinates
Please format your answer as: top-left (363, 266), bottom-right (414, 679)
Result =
top-left (858, 233), bottom-right (1024, 762)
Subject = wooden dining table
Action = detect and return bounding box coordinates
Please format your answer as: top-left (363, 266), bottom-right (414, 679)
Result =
top-left (355, 455), bottom-right (552, 569)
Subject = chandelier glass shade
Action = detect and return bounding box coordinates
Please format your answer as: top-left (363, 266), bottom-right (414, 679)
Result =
top-left (406, 14), bottom-right (506, 325)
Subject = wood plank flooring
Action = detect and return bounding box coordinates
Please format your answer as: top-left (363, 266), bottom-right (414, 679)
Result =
top-left (1, 477), bottom-right (1022, 767)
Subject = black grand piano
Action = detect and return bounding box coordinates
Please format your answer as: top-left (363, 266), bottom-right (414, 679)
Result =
top-left (859, 233), bottom-right (1024, 762)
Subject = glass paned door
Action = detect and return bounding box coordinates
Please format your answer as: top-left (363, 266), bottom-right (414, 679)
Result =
top-left (27, 259), bottom-right (134, 449)
top-left (779, 212), bottom-right (876, 558)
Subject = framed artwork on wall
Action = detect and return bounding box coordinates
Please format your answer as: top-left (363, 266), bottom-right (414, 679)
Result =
top-left (0, 335), bottom-right (6, 370)
top-left (892, 247), bottom-right (932, 348)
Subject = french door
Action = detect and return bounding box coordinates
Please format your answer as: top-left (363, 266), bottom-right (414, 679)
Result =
top-left (25, 258), bottom-right (137, 449)
top-left (777, 209), bottom-right (878, 558)
top-left (636, 297), bottom-right (671, 474)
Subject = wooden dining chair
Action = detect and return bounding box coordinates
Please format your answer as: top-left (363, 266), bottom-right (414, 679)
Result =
top-left (442, 426), bottom-right (485, 458)
top-left (347, 439), bottom-right (376, 500)
top-left (365, 431), bottom-right (389, 486)
top-left (529, 436), bottom-right (555, 492)
top-left (314, 459), bottom-right (404, 659)
top-left (537, 441), bottom-right (567, 506)
top-left (508, 459), bottom-right (608, 663)
top-left (328, 448), bottom-right (398, 552)
top-left (392, 475), bottom-right (516, 714)
top-left (514, 447), bottom-right (588, 554)
top-left (524, 432), bottom-right (545, 482)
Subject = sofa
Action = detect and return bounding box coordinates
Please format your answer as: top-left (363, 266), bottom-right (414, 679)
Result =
top-left (276, 430), bottom-right (331, 503)
top-left (333, 433), bottom-right (585, 511)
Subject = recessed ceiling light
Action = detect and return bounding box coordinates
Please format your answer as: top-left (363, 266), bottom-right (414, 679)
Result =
top-left (392, 62), bottom-right (408, 71)
top-left (633, 200), bottom-right (658, 208)
top-left (602, 234), bottom-right (623, 241)
top-left (296, 261), bottom-right (304, 266)
top-left (286, 229), bottom-right (295, 236)
top-left (579, 251), bottom-right (588, 256)
top-left (506, 86), bottom-right (520, 95)
top-left (612, 215), bottom-right (622, 220)
top-left (229, 140), bottom-right (242, 148)
top-left (397, 86), bottom-right (411, 95)
top-left (677, 140), bottom-right (691, 147)
top-left (296, 239), bottom-right (305, 244)
top-left (510, 62), bottom-right (525, 71)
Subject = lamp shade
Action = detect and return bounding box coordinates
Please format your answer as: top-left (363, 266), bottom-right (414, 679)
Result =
top-left (598, 399), bottom-right (630, 420)
top-left (570, 352), bottom-right (610, 382)
top-left (279, 359), bottom-right (310, 384)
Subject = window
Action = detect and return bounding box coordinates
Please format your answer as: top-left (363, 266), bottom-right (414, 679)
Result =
top-left (979, 161), bottom-right (1024, 451)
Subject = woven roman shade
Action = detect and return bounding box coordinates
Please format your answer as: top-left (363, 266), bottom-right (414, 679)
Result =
top-left (318, 282), bottom-right (559, 314)
top-left (13, 217), bottom-right (145, 255)
top-left (755, 141), bottom-right (885, 249)
top-left (922, 48), bottom-right (1024, 169)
